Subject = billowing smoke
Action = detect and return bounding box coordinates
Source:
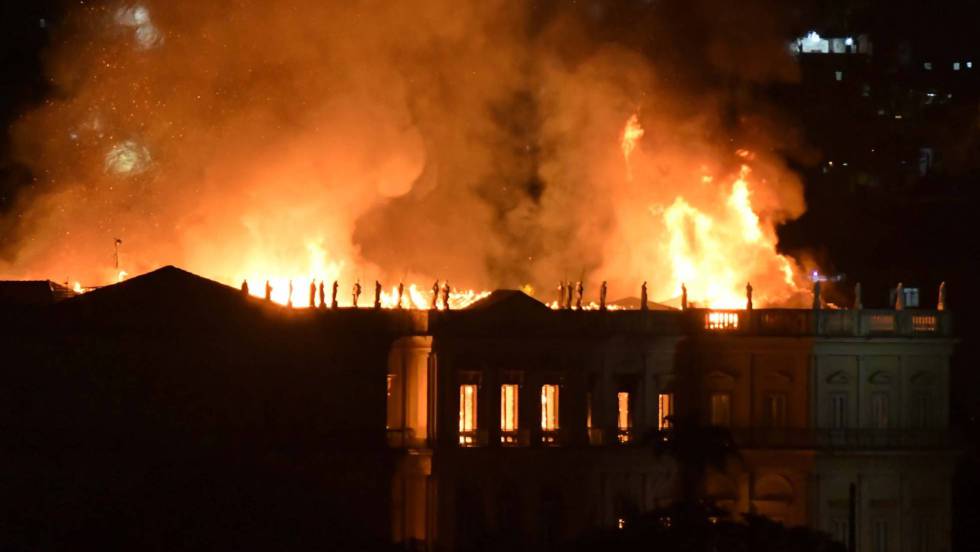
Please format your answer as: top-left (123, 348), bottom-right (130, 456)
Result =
top-left (0, 0), bottom-right (812, 306)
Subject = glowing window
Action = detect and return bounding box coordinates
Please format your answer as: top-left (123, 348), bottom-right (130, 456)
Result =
top-left (586, 391), bottom-right (593, 428)
top-left (658, 393), bottom-right (673, 430)
top-left (459, 384), bottom-right (478, 445)
top-left (710, 393), bottom-right (731, 427)
top-left (617, 391), bottom-right (631, 442)
top-left (706, 312), bottom-right (739, 330)
top-left (766, 393), bottom-right (787, 428)
top-left (386, 374), bottom-right (401, 431)
top-left (541, 384), bottom-right (560, 432)
top-left (500, 384), bottom-right (519, 433)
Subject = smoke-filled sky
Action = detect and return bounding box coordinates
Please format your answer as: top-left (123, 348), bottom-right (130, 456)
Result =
top-left (0, 0), bottom-right (815, 305)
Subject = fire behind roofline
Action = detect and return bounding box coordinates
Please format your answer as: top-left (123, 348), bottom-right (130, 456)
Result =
top-left (5, 266), bottom-right (952, 340)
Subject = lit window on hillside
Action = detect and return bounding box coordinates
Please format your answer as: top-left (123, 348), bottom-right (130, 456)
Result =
top-left (954, 62), bottom-right (961, 71)
top-left (924, 61), bottom-right (933, 70)
top-left (617, 391), bottom-right (632, 442)
top-left (835, 70), bottom-right (843, 81)
top-left (459, 384), bottom-right (478, 445)
top-left (500, 384), bottom-right (519, 443)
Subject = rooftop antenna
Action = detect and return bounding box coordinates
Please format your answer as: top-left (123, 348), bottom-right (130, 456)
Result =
top-left (114, 238), bottom-right (122, 270)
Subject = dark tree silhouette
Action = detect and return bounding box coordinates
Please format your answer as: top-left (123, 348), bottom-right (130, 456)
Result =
top-left (570, 502), bottom-right (847, 552)
top-left (641, 413), bottom-right (741, 504)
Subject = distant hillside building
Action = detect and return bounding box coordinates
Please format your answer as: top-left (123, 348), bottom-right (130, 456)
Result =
top-left (0, 267), bottom-right (957, 551)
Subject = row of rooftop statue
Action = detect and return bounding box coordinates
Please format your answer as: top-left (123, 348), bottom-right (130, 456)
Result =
top-left (238, 277), bottom-right (948, 311)
top-left (240, 279), bottom-right (456, 310)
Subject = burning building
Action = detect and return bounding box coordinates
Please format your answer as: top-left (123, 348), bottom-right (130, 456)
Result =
top-left (0, 266), bottom-right (956, 550)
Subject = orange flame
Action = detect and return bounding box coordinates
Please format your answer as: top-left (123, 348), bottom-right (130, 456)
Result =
top-left (621, 113), bottom-right (645, 181)
top-left (662, 163), bottom-right (801, 308)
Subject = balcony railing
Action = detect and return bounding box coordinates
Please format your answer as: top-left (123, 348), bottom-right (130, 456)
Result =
top-left (732, 428), bottom-right (955, 450)
top-left (616, 428), bottom-right (634, 444)
top-left (500, 429), bottom-right (530, 447)
top-left (458, 429), bottom-right (488, 447)
top-left (689, 308), bottom-right (952, 337)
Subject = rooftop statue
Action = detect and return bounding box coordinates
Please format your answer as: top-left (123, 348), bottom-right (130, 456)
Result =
top-left (641, 281), bottom-right (648, 311)
top-left (331, 280), bottom-right (339, 309)
top-left (353, 281), bottom-right (362, 308)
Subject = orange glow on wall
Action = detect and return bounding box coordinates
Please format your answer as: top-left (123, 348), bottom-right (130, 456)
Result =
top-left (658, 393), bottom-right (673, 430)
top-left (541, 384), bottom-right (560, 431)
top-left (617, 391), bottom-right (631, 442)
top-left (459, 384), bottom-right (478, 445)
top-left (500, 384), bottom-right (519, 433)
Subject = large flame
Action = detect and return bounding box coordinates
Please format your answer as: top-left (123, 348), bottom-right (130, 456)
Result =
top-left (621, 113), bottom-right (645, 182)
top-left (616, 115), bottom-right (804, 309)
top-left (0, 2), bottom-right (812, 312)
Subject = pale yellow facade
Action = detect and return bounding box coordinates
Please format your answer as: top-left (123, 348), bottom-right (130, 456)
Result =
top-left (385, 302), bottom-right (956, 550)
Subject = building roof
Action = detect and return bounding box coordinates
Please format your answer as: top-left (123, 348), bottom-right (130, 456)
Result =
top-left (0, 280), bottom-right (75, 306)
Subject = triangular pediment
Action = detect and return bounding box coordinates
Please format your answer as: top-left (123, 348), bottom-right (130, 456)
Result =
top-left (464, 289), bottom-right (551, 314)
top-left (910, 371), bottom-right (938, 385)
top-left (868, 370), bottom-right (892, 384)
top-left (764, 370), bottom-right (793, 384)
top-left (707, 369), bottom-right (736, 383)
top-left (826, 371), bottom-right (849, 384)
